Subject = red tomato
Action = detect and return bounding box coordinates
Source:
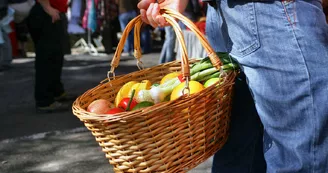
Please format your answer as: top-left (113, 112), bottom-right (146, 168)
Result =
top-left (105, 108), bottom-right (125, 114)
top-left (118, 98), bottom-right (138, 111)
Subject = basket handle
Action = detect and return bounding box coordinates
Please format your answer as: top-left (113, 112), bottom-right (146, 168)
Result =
top-left (109, 8), bottom-right (223, 81)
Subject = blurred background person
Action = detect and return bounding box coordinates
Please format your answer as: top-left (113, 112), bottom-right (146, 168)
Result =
top-left (101, 0), bottom-right (120, 54)
top-left (8, 0), bottom-right (34, 58)
top-left (0, 1), bottom-right (14, 72)
top-left (27, 0), bottom-right (74, 112)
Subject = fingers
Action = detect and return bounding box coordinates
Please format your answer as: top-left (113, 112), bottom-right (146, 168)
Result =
top-left (146, 3), bottom-right (158, 28)
top-left (52, 14), bottom-right (59, 23)
top-left (139, 0), bottom-right (169, 27)
top-left (156, 15), bottom-right (167, 27)
top-left (137, 0), bottom-right (156, 10)
top-left (140, 9), bottom-right (149, 24)
top-left (151, 3), bottom-right (161, 26)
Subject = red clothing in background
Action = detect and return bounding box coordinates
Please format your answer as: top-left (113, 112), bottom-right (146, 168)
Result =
top-left (49, 0), bottom-right (68, 13)
top-left (37, 0), bottom-right (68, 13)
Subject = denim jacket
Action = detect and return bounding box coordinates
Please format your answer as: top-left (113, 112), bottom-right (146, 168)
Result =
top-left (0, 7), bottom-right (14, 44)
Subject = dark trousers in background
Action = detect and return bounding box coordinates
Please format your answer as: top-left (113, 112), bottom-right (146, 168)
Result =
top-left (211, 72), bottom-right (266, 173)
top-left (101, 18), bottom-right (120, 54)
top-left (27, 3), bottom-right (70, 107)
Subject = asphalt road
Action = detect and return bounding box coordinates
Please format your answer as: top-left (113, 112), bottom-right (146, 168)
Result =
top-left (0, 52), bottom-right (213, 173)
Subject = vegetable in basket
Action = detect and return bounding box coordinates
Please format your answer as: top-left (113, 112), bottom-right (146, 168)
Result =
top-left (170, 81), bottom-right (205, 101)
top-left (190, 53), bottom-right (239, 83)
top-left (115, 80), bottom-right (151, 107)
top-left (115, 53), bottom-right (238, 106)
top-left (132, 101), bottom-right (155, 111)
top-left (136, 89), bottom-right (154, 103)
top-left (115, 81), bottom-right (138, 107)
top-left (160, 72), bottom-right (181, 84)
top-left (149, 74), bottom-right (185, 103)
top-left (128, 80), bottom-right (152, 98)
top-left (106, 107), bottom-right (125, 114)
top-left (118, 89), bottom-right (138, 111)
top-left (87, 99), bottom-right (115, 114)
top-left (203, 78), bottom-right (223, 88)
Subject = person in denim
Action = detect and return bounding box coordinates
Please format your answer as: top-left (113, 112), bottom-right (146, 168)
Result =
top-left (117, 0), bottom-right (138, 56)
top-left (159, 26), bottom-right (176, 63)
top-left (206, 3), bottom-right (266, 173)
top-left (138, 0), bottom-right (328, 172)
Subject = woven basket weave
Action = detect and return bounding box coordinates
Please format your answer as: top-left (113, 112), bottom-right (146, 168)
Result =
top-left (72, 9), bottom-right (236, 173)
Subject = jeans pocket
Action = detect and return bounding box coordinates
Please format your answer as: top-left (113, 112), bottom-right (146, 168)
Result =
top-left (220, 1), bottom-right (260, 58)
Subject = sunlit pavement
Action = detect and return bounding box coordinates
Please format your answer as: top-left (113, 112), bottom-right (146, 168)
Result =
top-left (0, 52), bottom-right (212, 173)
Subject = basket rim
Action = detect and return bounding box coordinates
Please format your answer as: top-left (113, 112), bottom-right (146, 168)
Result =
top-left (72, 61), bottom-right (236, 123)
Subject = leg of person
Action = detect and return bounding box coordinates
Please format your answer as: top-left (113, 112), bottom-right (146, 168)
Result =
top-left (127, 11), bottom-right (137, 53)
top-left (53, 13), bottom-right (76, 102)
top-left (159, 28), bottom-right (168, 64)
top-left (102, 22), bottom-right (114, 54)
top-left (61, 14), bottom-right (71, 55)
top-left (15, 20), bottom-right (29, 58)
top-left (141, 25), bottom-right (152, 54)
top-left (118, 11), bottom-right (137, 54)
top-left (218, 0), bottom-right (328, 172)
top-left (163, 26), bottom-right (176, 62)
top-left (27, 4), bottom-right (52, 107)
top-left (118, 12), bottom-right (129, 53)
top-left (112, 17), bottom-right (121, 47)
top-left (0, 40), bottom-right (4, 71)
top-left (206, 3), bottom-right (266, 172)
top-left (211, 72), bottom-right (266, 173)
top-left (0, 32), bottom-right (12, 70)
top-left (52, 14), bottom-right (67, 100)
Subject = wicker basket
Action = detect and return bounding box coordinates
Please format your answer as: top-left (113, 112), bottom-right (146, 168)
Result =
top-left (72, 9), bottom-right (236, 173)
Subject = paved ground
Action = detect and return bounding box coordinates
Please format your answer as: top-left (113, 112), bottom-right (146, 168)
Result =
top-left (0, 52), bottom-right (213, 173)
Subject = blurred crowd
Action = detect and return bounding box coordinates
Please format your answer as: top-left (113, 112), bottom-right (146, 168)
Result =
top-left (0, 0), bottom-right (207, 112)
top-left (0, 0), bottom-right (209, 72)
top-left (1, 1), bottom-right (328, 71)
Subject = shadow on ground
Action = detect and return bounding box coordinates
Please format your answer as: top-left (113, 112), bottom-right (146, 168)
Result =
top-left (0, 131), bottom-right (113, 173)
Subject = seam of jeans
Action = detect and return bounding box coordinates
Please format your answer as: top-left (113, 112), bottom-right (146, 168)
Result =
top-left (282, 1), bottom-right (317, 172)
top-left (282, 0), bottom-right (297, 26)
top-left (241, 3), bottom-right (260, 56)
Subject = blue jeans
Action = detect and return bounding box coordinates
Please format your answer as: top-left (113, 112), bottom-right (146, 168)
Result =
top-left (159, 26), bottom-right (176, 63)
top-left (205, 5), bottom-right (227, 53)
top-left (206, 5), bottom-right (266, 173)
top-left (211, 0), bottom-right (328, 172)
top-left (119, 11), bottom-right (137, 53)
top-left (141, 25), bottom-right (152, 54)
